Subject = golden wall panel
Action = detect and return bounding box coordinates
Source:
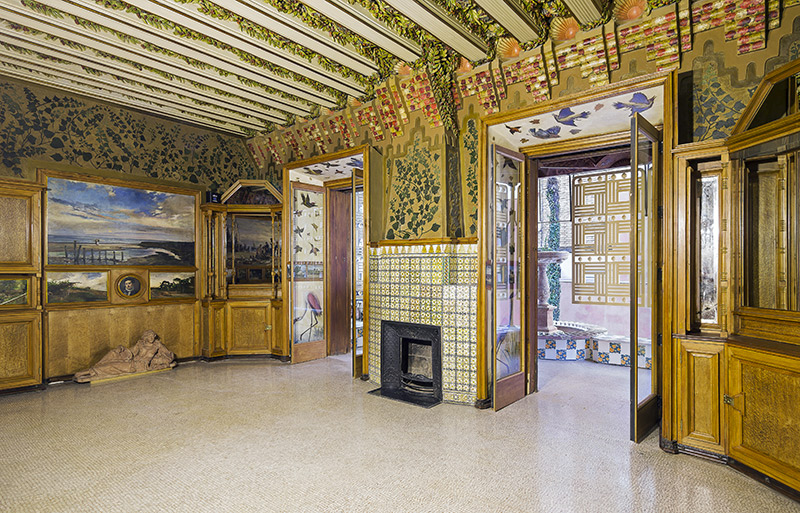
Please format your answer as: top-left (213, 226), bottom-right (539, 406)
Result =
top-left (213, 304), bottom-right (226, 354)
top-left (46, 303), bottom-right (197, 378)
top-left (0, 196), bottom-right (29, 264)
top-left (678, 339), bottom-right (724, 454)
top-left (0, 312), bottom-right (41, 389)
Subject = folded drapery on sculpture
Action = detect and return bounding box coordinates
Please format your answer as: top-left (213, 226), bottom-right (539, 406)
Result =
top-left (74, 329), bottom-right (176, 383)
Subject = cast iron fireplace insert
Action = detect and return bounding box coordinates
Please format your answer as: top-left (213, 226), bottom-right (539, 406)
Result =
top-left (373, 320), bottom-right (442, 407)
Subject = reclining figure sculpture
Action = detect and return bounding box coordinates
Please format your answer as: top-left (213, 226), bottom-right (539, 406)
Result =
top-left (74, 329), bottom-right (176, 383)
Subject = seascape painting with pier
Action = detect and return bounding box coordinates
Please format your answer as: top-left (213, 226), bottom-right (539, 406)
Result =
top-left (47, 177), bottom-right (195, 266)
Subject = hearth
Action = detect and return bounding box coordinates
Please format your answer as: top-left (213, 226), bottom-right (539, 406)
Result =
top-left (375, 320), bottom-right (442, 407)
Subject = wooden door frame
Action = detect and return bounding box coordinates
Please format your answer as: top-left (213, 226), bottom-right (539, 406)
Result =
top-left (282, 146), bottom-right (372, 375)
top-left (478, 72), bottom-right (674, 421)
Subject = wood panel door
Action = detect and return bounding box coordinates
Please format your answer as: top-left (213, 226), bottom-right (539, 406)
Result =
top-left (677, 338), bottom-right (724, 454)
top-left (327, 188), bottom-right (352, 356)
top-left (727, 345), bottom-right (800, 491)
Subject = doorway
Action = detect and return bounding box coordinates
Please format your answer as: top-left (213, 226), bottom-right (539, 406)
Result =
top-left (282, 147), bottom-right (372, 378)
top-left (482, 78), bottom-right (668, 441)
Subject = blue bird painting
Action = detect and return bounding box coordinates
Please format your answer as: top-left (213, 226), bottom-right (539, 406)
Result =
top-left (613, 92), bottom-right (655, 116)
top-left (529, 126), bottom-right (561, 139)
top-left (553, 107), bottom-right (589, 126)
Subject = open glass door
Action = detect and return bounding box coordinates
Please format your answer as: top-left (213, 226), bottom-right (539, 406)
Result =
top-left (491, 145), bottom-right (527, 410)
top-left (290, 183), bottom-right (326, 363)
top-left (352, 173), bottom-right (365, 378)
top-left (630, 113), bottom-right (662, 442)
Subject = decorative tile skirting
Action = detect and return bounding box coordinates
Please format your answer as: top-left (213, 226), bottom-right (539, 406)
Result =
top-left (368, 243), bottom-right (478, 404)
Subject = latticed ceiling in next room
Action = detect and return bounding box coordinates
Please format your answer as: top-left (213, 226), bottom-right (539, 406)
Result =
top-left (0, 0), bottom-right (620, 136)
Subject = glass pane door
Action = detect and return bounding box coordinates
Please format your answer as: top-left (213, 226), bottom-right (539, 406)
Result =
top-left (492, 145), bottom-right (527, 410)
top-left (291, 184), bottom-right (326, 363)
top-left (630, 113), bottom-right (661, 442)
top-left (352, 179), bottom-right (365, 377)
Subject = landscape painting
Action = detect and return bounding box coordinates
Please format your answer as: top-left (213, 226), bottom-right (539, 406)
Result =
top-left (47, 272), bottom-right (107, 303)
top-left (0, 279), bottom-right (28, 306)
top-left (47, 177), bottom-right (195, 266)
top-left (150, 272), bottom-right (195, 299)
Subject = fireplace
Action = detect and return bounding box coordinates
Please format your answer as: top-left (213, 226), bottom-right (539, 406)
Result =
top-left (376, 320), bottom-right (442, 407)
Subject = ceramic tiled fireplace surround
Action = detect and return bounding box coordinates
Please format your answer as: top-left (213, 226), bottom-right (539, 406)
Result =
top-left (369, 243), bottom-right (478, 405)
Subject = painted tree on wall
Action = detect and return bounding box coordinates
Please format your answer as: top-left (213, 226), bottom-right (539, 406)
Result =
top-left (0, 80), bottom-right (256, 190)
top-left (461, 117), bottom-right (479, 236)
top-left (385, 132), bottom-right (443, 240)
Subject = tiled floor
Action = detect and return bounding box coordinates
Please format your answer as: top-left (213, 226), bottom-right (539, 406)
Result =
top-left (0, 357), bottom-right (797, 512)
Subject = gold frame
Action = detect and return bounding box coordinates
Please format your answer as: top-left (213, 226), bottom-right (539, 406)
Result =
top-left (115, 273), bottom-right (146, 299)
top-left (282, 145), bottom-right (372, 376)
top-left (478, 71), bottom-right (674, 416)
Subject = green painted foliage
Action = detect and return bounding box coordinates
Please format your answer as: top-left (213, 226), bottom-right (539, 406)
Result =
top-left (0, 81), bottom-right (256, 191)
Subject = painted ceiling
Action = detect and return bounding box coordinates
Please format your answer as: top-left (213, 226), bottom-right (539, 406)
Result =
top-left (488, 84), bottom-right (664, 149)
top-left (0, 0), bottom-right (633, 136)
top-left (289, 154), bottom-right (363, 186)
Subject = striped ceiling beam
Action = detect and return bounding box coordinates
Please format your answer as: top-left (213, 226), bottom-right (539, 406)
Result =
top-left (382, 0), bottom-right (487, 61)
top-left (0, 31), bottom-right (285, 126)
top-left (0, 6), bottom-right (335, 110)
top-left (298, 0), bottom-right (422, 62)
top-left (473, 0), bottom-right (541, 43)
top-left (0, 58), bottom-right (253, 134)
top-left (213, 0), bottom-right (379, 75)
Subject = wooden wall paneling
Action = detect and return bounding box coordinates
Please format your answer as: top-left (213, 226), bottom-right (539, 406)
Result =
top-left (226, 301), bottom-right (271, 355)
top-left (212, 301), bottom-right (226, 357)
top-left (0, 182), bottom-right (42, 273)
top-left (45, 303), bottom-right (196, 378)
top-left (677, 338), bottom-right (725, 454)
top-left (726, 344), bottom-right (800, 491)
top-left (327, 187), bottom-right (352, 356)
top-left (0, 311), bottom-right (41, 390)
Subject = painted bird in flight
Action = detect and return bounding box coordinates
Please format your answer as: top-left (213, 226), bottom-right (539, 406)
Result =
top-left (300, 192), bottom-right (317, 208)
top-left (613, 92), bottom-right (655, 117)
top-left (553, 107), bottom-right (589, 126)
top-left (529, 126), bottom-right (561, 139)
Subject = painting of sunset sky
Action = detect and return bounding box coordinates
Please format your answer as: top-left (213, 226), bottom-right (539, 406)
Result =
top-left (47, 177), bottom-right (195, 266)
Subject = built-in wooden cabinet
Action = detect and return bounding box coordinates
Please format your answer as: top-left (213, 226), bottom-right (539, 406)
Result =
top-left (726, 342), bottom-right (800, 491)
top-left (0, 311), bottom-right (41, 389)
top-left (676, 337), bottom-right (725, 455)
top-left (199, 180), bottom-right (286, 360)
top-left (0, 180), bottom-right (43, 391)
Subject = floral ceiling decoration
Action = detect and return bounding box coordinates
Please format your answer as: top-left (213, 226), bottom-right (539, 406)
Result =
top-left (0, 0), bottom-right (793, 144)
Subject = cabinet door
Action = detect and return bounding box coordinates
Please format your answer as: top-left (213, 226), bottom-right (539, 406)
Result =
top-left (227, 302), bottom-right (270, 355)
top-left (677, 339), bottom-right (724, 453)
top-left (0, 312), bottom-right (41, 390)
top-left (270, 300), bottom-right (284, 356)
top-left (727, 345), bottom-right (800, 490)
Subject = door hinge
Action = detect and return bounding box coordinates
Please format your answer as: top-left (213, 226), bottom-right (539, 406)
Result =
top-left (657, 267), bottom-right (663, 283)
top-left (657, 205), bottom-right (663, 220)
top-left (657, 333), bottom-right (663, 346)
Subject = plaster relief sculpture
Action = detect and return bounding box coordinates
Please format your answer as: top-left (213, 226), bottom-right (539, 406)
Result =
top-left (74, 330), bottom-right (176, 383)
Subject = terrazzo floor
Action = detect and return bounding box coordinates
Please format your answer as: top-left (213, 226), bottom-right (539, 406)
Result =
top-left (0, 357), bottom-right (797, 513)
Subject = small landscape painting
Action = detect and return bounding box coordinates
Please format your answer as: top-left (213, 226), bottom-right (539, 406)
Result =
top-left (0, 279), bottom-right (28, 306)
top-left (47, 177), bottom-right (195, 266)
top-left (47, 272), bottom-right (107, 303)
top-left (150, 272), bottom-right (195, 299)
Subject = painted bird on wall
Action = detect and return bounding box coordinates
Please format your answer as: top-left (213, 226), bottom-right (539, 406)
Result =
top-left (553, 107), bottom-right (589, 126)
top-left (613, 92), bottom-right (655, 116)
top-left (300, 192), bottom-right (317, 208)
top-left (529, 126), bottom-right (561, 139)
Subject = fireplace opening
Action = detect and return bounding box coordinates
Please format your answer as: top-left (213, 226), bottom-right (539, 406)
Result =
top-left (401, 337), bottom-right (433, 394)
top-left (372, 320), bottom-right (442, 407)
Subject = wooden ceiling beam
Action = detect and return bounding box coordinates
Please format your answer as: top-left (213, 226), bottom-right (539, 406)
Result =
top-left (0, 28), bottom-right (287, 124)
top-left (0, 8), bottom-right (328, 111)
top-left (473, 0), bottom-right (541, 43)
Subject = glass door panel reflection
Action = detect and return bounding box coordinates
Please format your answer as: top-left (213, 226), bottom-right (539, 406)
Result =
top-left (292, 186), bottom-right (325, 346)
top-left (492, 145), bottom-right (526, 410)
top-left (630, 113), bottom-right (661, 442)
top-left (354, 188), bottom-right (364, 358)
